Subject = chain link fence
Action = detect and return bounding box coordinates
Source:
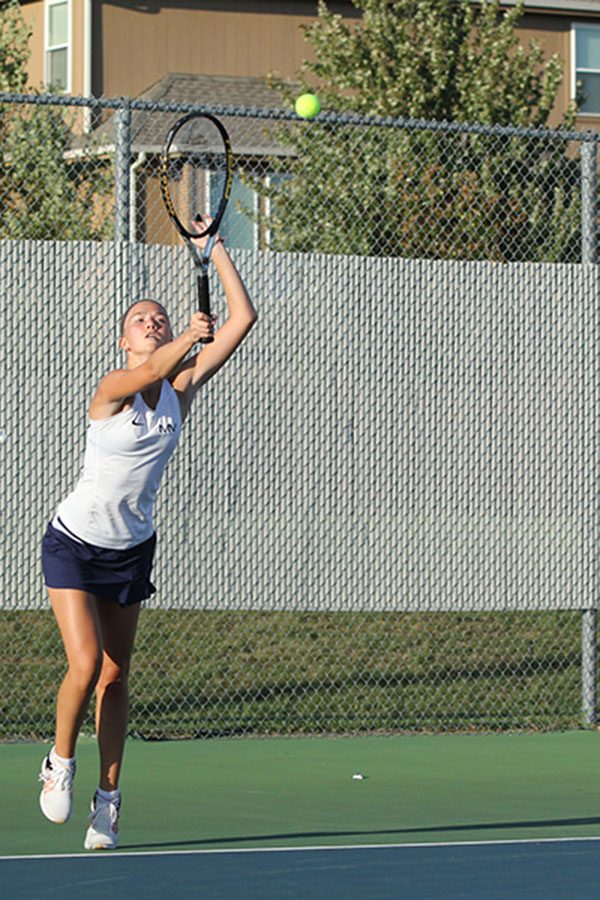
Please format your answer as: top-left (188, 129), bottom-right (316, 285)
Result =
top-left (0, 92), bottom-right (599, 740)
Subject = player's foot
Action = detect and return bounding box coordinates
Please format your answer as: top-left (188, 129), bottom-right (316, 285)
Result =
top-left (39, 752), bottom-right (75, 824)
top-left (84, 792), bottom-right (120, 850)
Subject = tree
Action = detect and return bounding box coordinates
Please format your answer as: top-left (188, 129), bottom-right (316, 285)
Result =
top-left (0, 0), bottom-right (112, 240)
top-left (297, 0), bottom-right (573, 127)
top-left (2, 102), bottom-right (113, 240)
top-left (0, 0), bottom-right (30, 93)
top-left (261, 0), bottom-right (582, 262)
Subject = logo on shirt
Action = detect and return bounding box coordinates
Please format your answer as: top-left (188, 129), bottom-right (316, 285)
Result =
top-left (158, 417), bottom-right (177, 434)
top-left (131, 413), bottom-right (177, 434)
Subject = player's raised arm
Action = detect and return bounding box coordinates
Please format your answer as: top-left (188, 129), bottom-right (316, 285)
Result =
top-left (171, 239), bottom-right (258, 418)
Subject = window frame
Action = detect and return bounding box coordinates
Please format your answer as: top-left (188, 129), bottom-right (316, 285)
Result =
top-left (45, 0), bottom-right (71, 93)
top-left (571, 21), bottom-right (600, 117)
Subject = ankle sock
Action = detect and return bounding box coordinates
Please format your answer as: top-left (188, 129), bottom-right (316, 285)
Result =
top-left (50, 746), bottom-right (75, 769)
top-left (96, 787), bottom-right (120, 804)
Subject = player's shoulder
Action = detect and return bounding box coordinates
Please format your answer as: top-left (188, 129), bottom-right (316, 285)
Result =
top-left (89, 369), bottom-right (132, 419)
top-left (96, 367), bottom-right (128, 387)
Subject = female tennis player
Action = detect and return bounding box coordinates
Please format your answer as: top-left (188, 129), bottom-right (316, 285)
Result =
top-left (38, 222), bottom-right (257, 850)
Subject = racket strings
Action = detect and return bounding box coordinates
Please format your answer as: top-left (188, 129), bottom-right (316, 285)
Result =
top-left (160, 114), bottom-right (234, 240)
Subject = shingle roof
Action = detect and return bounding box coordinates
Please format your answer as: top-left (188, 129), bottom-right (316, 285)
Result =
top-left (140, 72), bottom-right (286, 110)
top-left (90, 73), bottom-right (292, 157)
top-left (492, 0), bottom-right (600, 10)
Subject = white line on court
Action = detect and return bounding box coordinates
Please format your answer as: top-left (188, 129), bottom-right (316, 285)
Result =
top-left (2, 835), bottom-right (600, 862)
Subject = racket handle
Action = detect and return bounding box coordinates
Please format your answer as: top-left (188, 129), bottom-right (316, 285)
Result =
top-left (197, 270), bottom-right (214, 344)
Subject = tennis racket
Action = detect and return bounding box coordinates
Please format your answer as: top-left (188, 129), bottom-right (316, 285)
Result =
top-left (159, 112), bottom-right (234, 343)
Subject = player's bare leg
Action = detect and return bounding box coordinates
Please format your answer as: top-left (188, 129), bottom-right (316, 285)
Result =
top-left (40, 589), bottom-right (102, 823)
top-left (94, 600), bottom-right (140, 791)
top-left (84, 600), bottom-right (140, 850)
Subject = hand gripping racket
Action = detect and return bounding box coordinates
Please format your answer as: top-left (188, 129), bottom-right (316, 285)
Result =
top-left (159, 112), bottom-right (234, 343)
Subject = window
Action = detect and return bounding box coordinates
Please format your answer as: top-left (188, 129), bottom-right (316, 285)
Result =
top-left (210, 171), bottom-right (258, 250)
top-left (46, 0), bottom-right (70, 91)
top-left (573, 24), bottom-right (600, 115)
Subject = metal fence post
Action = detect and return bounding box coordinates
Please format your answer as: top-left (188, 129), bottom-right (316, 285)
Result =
top-left (582, 609), bottom-right (597, 727)
top-left (580, 135), bottom-right (598, 728)
top-left (581, 137), bottom-right (598, 264)
top-left (114, 99), bottom-right (132, 242)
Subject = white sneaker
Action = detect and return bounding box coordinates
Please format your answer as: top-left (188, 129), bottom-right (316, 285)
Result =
top-left (39, 754), bottom-right (75, 824)
top-left (84, 793), bottom-right (120, 850)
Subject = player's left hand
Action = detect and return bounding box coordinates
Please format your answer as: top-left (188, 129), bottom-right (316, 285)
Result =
top-left (192, 311), bottom-right (217, 341)
top-left (190, 215), bottom-right (223, 252)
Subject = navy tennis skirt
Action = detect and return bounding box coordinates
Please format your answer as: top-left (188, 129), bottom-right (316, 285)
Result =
top-left (41, 520), bottom-right (157, 607)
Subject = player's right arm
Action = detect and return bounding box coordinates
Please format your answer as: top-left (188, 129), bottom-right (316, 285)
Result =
top-left (89, 318), bottom-right (205, 418)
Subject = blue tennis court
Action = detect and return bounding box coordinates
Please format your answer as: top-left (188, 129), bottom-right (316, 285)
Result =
top-left (3, 839), bottom-right (600, 899)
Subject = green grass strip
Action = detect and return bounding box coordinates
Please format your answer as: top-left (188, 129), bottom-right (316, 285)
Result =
top-left (0, 609), bottom-right (587, 741)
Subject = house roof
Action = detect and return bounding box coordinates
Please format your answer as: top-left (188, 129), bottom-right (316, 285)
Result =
top-left (486, 0), bottom-right (600, 11)
top-left (518, 1), bottom-right (600, 12)
top-left (19, 0), bottom-right (600, 9)
top-left (140, 72), bottom-right (287, 110)
top-left (90, 73), bottom-right (291, 157)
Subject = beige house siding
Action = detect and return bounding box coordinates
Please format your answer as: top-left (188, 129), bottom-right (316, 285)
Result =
top-left (518, 13), bottom-right (576, 127)
top-left (16, 1), bottom-right (600, 129)
top-left (94, 1), bottom-right (339, 100)
top-left (21, 0), bottom-right (45, 88)
top-left (71, 0), bottom-right (84, 95)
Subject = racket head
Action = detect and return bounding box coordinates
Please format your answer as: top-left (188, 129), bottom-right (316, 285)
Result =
top-left (159, 112), bottom-right (234, 241)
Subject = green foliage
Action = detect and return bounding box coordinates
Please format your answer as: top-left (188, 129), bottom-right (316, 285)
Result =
top-left (0, 0), bottom-right (30, 93)
top-left (0, 1), bottom-right (112, 240)
top-left (263, 0), bottom-right (582, 262)
top-left (1, 103), bottom-right (113, 240)
top-left (299, 0), bottom-right (574, 127)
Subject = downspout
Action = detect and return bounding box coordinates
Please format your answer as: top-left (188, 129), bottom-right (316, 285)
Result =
top-left (129, 153), bottom-right (147, 242)
top-left (83, 0), bottom-right (92, 133)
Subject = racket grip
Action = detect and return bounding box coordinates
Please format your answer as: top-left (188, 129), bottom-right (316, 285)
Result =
top-left (197, 271), bottom-right (214, 344)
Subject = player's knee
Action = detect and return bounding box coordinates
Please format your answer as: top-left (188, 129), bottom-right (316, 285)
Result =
top-left (97, 657), bottom-right (130, 692)
top-left (68, 652), bottom-right (102, 694)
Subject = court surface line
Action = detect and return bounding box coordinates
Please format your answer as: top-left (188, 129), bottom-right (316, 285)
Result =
top-left (3, 833), bottom-right (600, 862)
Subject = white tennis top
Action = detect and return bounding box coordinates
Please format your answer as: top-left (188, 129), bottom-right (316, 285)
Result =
top-left (55, 381), bottom-right (182, 549)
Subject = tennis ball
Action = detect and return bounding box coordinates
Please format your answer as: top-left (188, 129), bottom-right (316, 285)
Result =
top-left (295, 93), bottom-right (321, 120)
